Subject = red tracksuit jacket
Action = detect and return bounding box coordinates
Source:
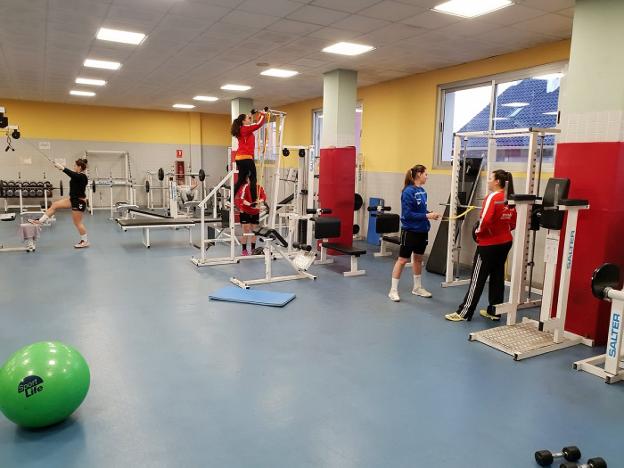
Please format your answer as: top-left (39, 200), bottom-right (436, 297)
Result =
top-left (234, 114), bottom-right (266, 159)
top-left (476, 190), bottom-right (517, 246)
top-left (235, 183), bottom-right (266, 215)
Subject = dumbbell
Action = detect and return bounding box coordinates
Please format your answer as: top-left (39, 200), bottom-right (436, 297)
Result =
top-left (560, 457), bottom-right (607, 468)
top-left (535, 446), bottom-right (581, 466)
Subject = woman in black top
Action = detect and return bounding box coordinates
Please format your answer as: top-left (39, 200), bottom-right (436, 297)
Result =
top-left (30, 158), bottom-right (90, 248)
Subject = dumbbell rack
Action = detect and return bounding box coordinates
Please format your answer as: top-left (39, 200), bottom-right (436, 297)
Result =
top-left (0, 180), bottom-right (55, 213)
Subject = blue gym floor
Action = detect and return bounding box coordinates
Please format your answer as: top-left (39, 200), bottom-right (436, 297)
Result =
top-left (0, 212), bottom-right (622, 468)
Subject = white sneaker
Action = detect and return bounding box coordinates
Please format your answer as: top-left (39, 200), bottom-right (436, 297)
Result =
top-left (74, 240), bottom-right (90, 249)
top-left (25, 240), bottom-right (35, 252)
top-left (412, 287), bottom-right (432, 298)
top-left (388, 290), bottom-right (400, 302)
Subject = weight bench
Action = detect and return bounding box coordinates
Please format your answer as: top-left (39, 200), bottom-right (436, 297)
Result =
top-left (318, 242), bottom-right (367, 277)
top-left (374, 213), bottom-right (400, 258)
top-left (116, 218), bottom-right (197, 248)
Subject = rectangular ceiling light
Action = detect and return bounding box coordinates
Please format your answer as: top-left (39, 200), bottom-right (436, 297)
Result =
top-left (172, 104), bottom-right (195, 109)
top-left (76, 77), bottom-right (106, 86)
top-left (433, 0), bottom-right (513, 18)
top-left (97, 27), bottom-right (146, 45)
top-left (260, 68), bottom-right (299, 78)
top-left (70, 90), bottom-right (96, 97)
top-left (84, 59), bottom-right (121, 70)
top-left (542, 111), bottom-right (558, 115)
top-left (221, 84), bottom-right (251, 91)
top-left (502, 102), bottom-right (529, 107)
top-left (322, 42), bottom-right (375, 56)
top-left (193, 96), bottom-right (219, 102)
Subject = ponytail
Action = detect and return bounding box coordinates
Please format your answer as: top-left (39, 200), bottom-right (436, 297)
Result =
top-left (492, 169), bottom-right (514, 196)
top-left (231, 114), bottom-right (246, 138)
top-left (403, 164), bottom-right (426, 190)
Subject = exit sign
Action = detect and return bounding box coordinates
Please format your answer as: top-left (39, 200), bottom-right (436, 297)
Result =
top-left (176, 149), bottom-right (183, 158)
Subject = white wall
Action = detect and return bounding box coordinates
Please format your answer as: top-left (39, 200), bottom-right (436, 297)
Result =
top-left (2, 138), bottom-right (228, 208)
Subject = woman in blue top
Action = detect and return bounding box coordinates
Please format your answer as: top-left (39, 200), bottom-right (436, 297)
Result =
top-left (389, 164), bottom-right (441, 302)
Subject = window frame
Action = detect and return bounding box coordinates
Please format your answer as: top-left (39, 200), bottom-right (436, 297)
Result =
top-left (311, 103), bottom-right (363, 154)
top-left (433, 61), bottom-right (568, 170)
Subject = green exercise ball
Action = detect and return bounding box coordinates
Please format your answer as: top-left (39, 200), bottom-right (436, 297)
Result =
top-left (0, 341), bottom-right (90, 428)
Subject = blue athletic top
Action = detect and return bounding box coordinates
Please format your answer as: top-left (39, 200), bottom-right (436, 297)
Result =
top-left (400, 185), bottom-right (430, 232)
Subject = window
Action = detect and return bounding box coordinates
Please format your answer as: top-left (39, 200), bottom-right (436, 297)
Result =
top-left (436, 64), bottom-right (565, 167)
top-left (312, 105), bottom-right (363, 154)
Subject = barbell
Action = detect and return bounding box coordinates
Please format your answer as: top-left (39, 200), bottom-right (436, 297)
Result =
top-left (156, 168), bottom-right (206, 182)
top-left (90, 179), bottom-right (154, 194)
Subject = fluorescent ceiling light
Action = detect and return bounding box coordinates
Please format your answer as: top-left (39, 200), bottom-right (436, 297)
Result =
top-left (84, 59), bottom-right (121, 70)
top-left (97, 27), bottom-right (146, 45)
top-left (76, 77), bottom-right (106, 86)
top-left (221, 84), bottom-right (251, 91)
top-left (543, 111), bottom-right (558, 115)
top-left (433, 0), bottom-right (513, 18)
top-left (533, 73), bottom-right (565, 80)
top-left (322, 42), bottom-right (375, 56)
top-left (70, 90), bottom-right (95, 97)
top-left (172, 104), bottom-right (195, 109)
top-left (492, 117), bottom-right (508, 120)
top-left (260, 68), bottom-right (299, 78)
top-left (502, 102), bottom-right (529, 107)
top-left (193, 96), bottom-right (219, 102)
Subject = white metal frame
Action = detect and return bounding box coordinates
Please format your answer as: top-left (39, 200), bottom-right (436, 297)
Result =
top-left (116, 220), bottom-right (195, 248)
top-left (230, 233), bottom-right (316, 289)
top-left (574, 286), bottom-right (624, 384)
top-left (191, 168), bottom-right (239, 266)
top-left (85, 150), bottom-right (134, 216)
top-left (444, 128), bottom-right (559, 293)
top-left (469, 201), bottom-right (593, 360)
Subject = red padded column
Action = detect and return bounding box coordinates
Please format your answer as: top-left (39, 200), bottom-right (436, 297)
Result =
top-left (318, 146), bottom-right (356, 247)
top-left (553, 142), bottom-right (624, 344)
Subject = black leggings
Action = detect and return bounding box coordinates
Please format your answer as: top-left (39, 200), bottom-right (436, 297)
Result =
top-left (234, 159), bottom-right (257, 202)
top-left (456, 242), bottom-right (512, 320)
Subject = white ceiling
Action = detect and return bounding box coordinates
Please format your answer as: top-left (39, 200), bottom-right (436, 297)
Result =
top-left (0, 0), bottom-right (574, 114)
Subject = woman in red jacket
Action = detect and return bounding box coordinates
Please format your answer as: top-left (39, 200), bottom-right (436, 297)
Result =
top-left (235, 176), bottom-right (267, 256)
top-left (231, 110), bottom-right (267, 203)
top-left (445, 170), bottom-right (517, 322)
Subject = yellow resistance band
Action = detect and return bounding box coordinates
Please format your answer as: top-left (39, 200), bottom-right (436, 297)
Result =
top-left (442, 205), bottom-right (478, 221)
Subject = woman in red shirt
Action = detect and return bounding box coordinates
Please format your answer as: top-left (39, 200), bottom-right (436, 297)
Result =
top-left (235, 176), bottom-right (267, 256)
top-left (445, 170), bottom-right (517, 322)
top-left (231, 110), bottom-right (267, 204)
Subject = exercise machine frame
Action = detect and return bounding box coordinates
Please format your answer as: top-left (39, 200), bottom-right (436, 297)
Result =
top-left (574, 264), bottom-right (624, 383)
top-left (445, 128), bottom-right (560, 312)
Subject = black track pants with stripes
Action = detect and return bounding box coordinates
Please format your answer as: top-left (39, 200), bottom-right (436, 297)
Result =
top-left (456, 241), bottom-right (512, 320)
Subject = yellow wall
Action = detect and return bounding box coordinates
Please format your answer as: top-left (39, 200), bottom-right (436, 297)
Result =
top-left (200, 112), bottom-right (231, 146)
top-left (281, 40), bottom-right (570, 174)
top-left (0, 99), bottom-right (230, 146)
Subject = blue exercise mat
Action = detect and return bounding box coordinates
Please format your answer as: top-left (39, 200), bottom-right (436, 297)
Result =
top-left (209, 287), bottom-right (296, 307)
